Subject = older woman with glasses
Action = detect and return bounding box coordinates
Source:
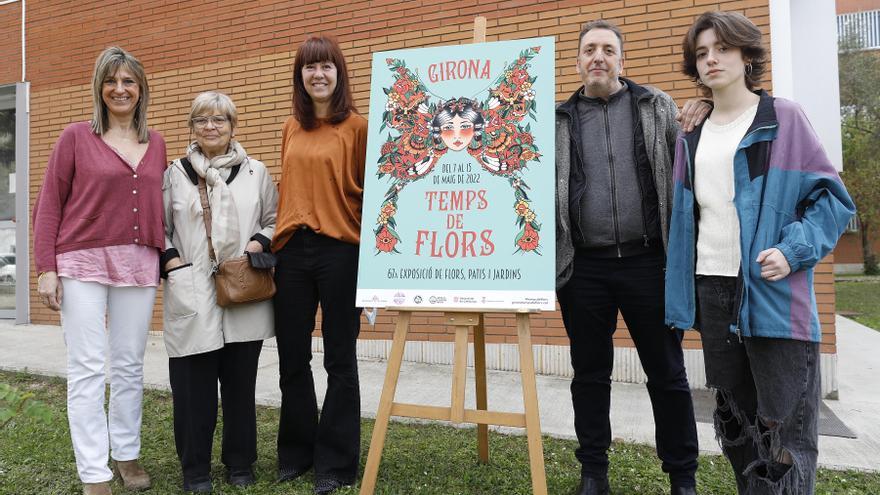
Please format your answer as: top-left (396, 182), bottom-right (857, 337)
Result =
top-left (161, 91), bottom-right (278, 493)
top-left (33, 46), bottom-right (165, 495)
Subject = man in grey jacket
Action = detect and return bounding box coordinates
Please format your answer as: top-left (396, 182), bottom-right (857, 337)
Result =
top-left (556, 20), bottom-right (701, 495)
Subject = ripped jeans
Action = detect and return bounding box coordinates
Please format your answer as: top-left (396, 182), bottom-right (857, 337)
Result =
top-left (696, 276), bottom-right (820, 495)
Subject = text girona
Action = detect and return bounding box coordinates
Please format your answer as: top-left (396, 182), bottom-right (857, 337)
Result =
top-left (427, 59), bottom-right (491, 83)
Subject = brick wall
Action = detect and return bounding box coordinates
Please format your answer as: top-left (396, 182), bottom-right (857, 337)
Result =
top-left (835, 232), bottom-right (880, 265)
top-left (837, 0), bottom-right (880, 14)
top-left (4, 0), bottom-right (838, 352)
top-left (0, 4), bottom-right (21, 83)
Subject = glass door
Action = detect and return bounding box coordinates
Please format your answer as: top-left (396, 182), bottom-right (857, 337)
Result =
top-left (0, 86), bottom-right (16, 319)
top-left (0, 82), bottom-right (28, 322)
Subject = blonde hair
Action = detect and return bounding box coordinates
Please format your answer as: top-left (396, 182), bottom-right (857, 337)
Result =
top-left (90, 46), bottom-right (150, 143)
top-left (188, 91), bottom-right (238, 130)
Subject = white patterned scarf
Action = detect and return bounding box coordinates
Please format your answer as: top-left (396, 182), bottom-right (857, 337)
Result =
top-left (186, 140), bottom-right (247, 263)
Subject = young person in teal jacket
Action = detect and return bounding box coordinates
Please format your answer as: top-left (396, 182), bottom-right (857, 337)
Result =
top-left (665, 11), bottom-right (855, 495)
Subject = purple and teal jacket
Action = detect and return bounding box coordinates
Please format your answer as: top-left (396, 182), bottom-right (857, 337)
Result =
top-left (665, 92), bottom-right (855, 342)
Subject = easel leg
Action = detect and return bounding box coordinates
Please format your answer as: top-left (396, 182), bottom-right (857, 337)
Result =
top-left (359, 311), bottom-right (411, 495)
top-left (450, 323), bottom-right (469, 424)
top-left (517, 313), bottom-right (547, 495)
top-left (474, 315), bottom-right (489, 463)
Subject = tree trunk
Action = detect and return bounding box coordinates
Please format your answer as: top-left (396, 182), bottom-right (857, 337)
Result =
top-left (861, 219), bottom-right (879, 275)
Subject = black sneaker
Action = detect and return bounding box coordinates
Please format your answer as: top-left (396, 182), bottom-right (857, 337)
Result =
top-left (183, 476), bottom-right (213, 493)
top-left (574, 475), bottom-right (610, 495)
top-left (277, 464), bottom-right (311, 483)
top-left (226, 467), bottom-right (255, 487)
top-left (314, 477), bottom-right (351, 495)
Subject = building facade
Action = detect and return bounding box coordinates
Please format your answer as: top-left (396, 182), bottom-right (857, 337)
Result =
top-left (0, 0), bottom-right (845, 395)
top-left (835, 0), bottom-right (880, 273)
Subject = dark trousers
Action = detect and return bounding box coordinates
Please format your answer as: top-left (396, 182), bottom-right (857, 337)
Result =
top-left (696, 276), bottom-right (820, 495)
top-left (168, 340), bottom-right (263, 482)
top-left (557, 250), bottom-right (699, 487)
top-left (274, 229), bottom-right (362, 483)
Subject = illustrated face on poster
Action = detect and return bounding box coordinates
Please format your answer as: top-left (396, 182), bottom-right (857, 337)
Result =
top-left (357, 37), bottom-right (556, 310)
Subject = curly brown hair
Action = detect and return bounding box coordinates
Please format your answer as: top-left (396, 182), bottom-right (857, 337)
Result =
top-left (682, 11), bottom-right (767, 96)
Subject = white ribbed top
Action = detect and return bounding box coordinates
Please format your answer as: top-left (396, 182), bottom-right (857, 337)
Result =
top-left (694, 103), bottom-right (758, 276)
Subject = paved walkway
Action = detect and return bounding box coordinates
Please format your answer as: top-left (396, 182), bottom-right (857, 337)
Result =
top-left (0, 316), bottom-right (877, 472)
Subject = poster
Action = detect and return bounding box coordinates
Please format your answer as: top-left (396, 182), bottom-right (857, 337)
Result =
top-left (356, 37), bottom-right (556, 310)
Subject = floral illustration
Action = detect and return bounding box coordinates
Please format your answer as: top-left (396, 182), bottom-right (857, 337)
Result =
top-left (374, 47), bottom-right (543, 254)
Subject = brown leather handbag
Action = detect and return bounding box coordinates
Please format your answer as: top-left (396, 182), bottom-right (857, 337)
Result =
top-left (198, 177), bottom-right (276, 307)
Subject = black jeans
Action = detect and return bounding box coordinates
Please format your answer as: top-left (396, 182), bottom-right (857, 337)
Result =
top-left (696, 276), bottom-right (820, 495)
top-left (558, 250), bottom-right (698, 487)
top-left (168, 340), bottom-right (263, 482)
top-left (274, 229), bottom-right (362, 484)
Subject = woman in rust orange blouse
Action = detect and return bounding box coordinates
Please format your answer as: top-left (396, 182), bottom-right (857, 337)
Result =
top-left (271, 35), bottom-right (367, 495)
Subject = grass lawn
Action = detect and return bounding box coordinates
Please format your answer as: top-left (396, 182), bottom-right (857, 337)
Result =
top-left (1, 371), bottom-right (878, 494)
top-left (836, 277), bottom-right (880, 331)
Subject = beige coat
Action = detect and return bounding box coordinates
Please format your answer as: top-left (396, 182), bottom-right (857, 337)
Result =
top-left (162, 155), bottom-right (278, 357)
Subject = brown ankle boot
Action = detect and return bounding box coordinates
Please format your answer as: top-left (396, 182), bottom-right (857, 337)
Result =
top-left (113, 459), bottom-right (151, 490)
top-left (82, 481), bottom-right (112, 495)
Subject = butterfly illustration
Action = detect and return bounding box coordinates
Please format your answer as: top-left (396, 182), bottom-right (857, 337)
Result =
top-left (373, 46), bottom-right (543, 255)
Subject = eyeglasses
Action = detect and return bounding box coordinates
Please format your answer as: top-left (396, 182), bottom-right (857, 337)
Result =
top-left (191, 115), bottom-right (229, 128)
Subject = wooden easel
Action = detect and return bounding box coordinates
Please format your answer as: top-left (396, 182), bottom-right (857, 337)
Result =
top-left (358, 308), bottom-right (548, 495)
top-left (358, 17), bottom-right (548, 494)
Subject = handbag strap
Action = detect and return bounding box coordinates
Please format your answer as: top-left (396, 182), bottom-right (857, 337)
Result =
top-left (196, 177), bottom-right (219, 272)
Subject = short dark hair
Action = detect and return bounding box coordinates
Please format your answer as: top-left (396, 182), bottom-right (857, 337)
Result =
top-left (292, 35), bottom-right (356, 130)
top-left (578, 20), bottom-right (624, 56)
top-left (682, 11), bottom-right (767, 96)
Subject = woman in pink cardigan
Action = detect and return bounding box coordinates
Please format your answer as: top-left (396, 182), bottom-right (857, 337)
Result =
top-left (33, 47), bottom-right (166, 495)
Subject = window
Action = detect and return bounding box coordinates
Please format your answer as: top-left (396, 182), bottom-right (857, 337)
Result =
top-left (846, 216), bottom-right (860, 234)
top-left (838, 10), bottom-right (880, 50)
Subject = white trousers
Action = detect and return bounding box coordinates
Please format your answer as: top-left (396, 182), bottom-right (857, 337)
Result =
top-left (60, 278), bottom-right (156, 483)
